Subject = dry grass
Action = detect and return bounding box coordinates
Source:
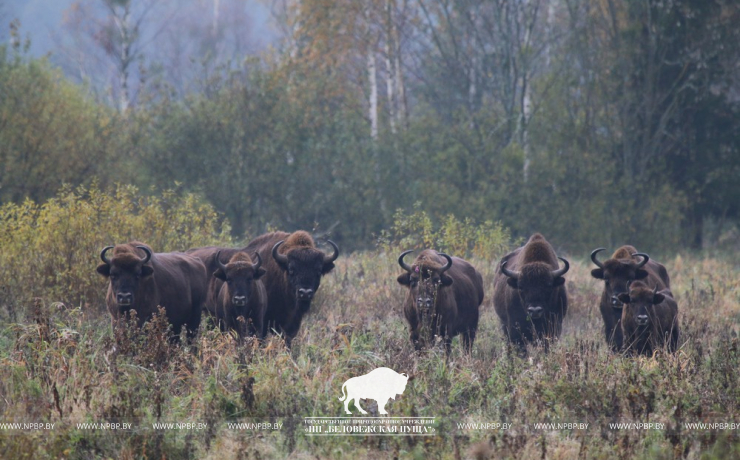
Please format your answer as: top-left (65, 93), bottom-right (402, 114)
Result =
top-left (1, 250), bottom-right (739, 459)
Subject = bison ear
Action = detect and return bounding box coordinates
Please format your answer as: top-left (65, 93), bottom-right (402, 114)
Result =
top-left (506, 277), bottom-right (518, 289)
top-left (254, 267), bottom-right (267, 279)
top-left (96, 263), bottom-right (110, 277)
top-left (652, 292), bottom-right (665, 305)
top-left (141, 265), bottom-right (154, 278)
top-left (322, 261), bottom-right (336, 275)
top-left (591, 268), bottom-right (604, 279)
top-left (553, 276), bottom-right (566, 287)
top-left (635, 269), bottom-right (649, 280)
top-left (214, 268), bottom-right (227, 281)
top-left (617, 293), bottom-right (631, 304)
top-left (440, 273), bottom-right (453, 286)
top-left (397, 273), bottom-right (411, 286)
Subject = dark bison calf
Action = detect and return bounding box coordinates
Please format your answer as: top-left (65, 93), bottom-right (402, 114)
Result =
top-left (396, 250), bottom-right (484, 354)
top-left (590, 246), bottom-right (670, 351)
top-left (96, 242), bottom-right (206, 342)
top-left (493, 233), bottom-right (569, 351)
top-left (617, 281), bottom-right (679, 356)
top-left (207, 251), bottom-right (267, 339)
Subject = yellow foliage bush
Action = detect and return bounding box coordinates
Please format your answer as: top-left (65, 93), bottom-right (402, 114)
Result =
top-left (379, 202), bottom-right (515, 260)
top-left (0, 183), bottom-right (232, 315)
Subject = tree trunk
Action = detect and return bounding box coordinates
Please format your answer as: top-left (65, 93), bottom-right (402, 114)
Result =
top-left (368, 46), bottom-right (378, 140)
top-left (385, 0), bottom-right (396, 134)
top-left (687, 205), bottom-right (703, 250)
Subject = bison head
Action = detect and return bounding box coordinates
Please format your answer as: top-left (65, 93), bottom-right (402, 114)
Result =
top-left (214, 251), bottom-right (265, 308)
top-left (272, 239), bottom-right (338, 305)
top-left (590, 248), bottom-right (649, 309)
top-left (501, 257), bottom-right (569, 320)
top-left (397, 250), bottom-right (453, 342)
top-left (96, 244), bottom-right (153, 310)
top-left (617, 282), bottom-right (665, 328)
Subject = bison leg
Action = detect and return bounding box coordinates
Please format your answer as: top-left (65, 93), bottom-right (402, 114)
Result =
top-left (605, 321), bottom-right (623, 352)
top-left (344, 397), bottom-right (352, 415)
top-left (354, 398), bottom-right (368, 415)
top-left (410, 330), bottom-right (423, 351)
top-left (462, 328), bottom-right (476, 354)
top-left (377, 398), bottom-right (389, 415)
top-left (504, 323), bottom-right (528, 355)
top-left (282, 315), bottom-right (307, 347)
top-left (669, 326), bottom-right (679, 353)
top-left (444, 337), bottom-right (452, 356)
top-left (251, 311), bottom-right (265, 340)
top-left (187, 294), bottom-right (204, 344)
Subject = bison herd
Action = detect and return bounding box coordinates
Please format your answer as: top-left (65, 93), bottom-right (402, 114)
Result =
top-left (96, 231), bottom-right (679, 356)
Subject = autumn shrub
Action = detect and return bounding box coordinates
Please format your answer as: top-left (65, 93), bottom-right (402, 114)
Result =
top-left (378, 202), bottom-right (515, 261)
top-left (0, 183), bottom-right (232, 317)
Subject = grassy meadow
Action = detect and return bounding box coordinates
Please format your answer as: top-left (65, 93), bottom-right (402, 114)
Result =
top-left (0, 187), bottom-right (739, 459)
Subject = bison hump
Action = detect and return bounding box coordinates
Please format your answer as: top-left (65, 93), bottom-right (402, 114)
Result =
top-left (284, 231), bottom-right (315, 249)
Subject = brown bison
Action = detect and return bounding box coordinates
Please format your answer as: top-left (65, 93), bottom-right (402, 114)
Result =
top-left (617, 281), bottom-right (679, 356)
top-left (245, 231), bottom-right (338, 344)
top-left (493, 233), bottom-right (569, 351)
top-left (590, 246), bottom-right (670, 351)
top-left (191, 231), bottom-right (338, 346)
top-left (96, 242), bottom-right (207, 342)
top-left (206, 251), bottom-right (267, 339)
top-left (396, 250), bottom-right (484, 354)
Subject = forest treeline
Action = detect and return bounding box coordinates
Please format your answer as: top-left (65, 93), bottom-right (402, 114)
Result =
top-left (1, 0), bottom-right (739, 253)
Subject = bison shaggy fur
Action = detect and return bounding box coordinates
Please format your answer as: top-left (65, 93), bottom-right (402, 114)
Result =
top-left (492, 233), bottom-right (569, 351)
top-left (590, 246), bottom-right (671, 351)
top-left (618, 281), bottom-right (679, 356)
top-left (396, 250), bottom-right (484, 354)
top-left (97, 242), bottom-right (206, 342)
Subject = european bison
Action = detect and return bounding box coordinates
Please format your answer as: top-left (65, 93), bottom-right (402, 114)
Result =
top-left (590, 246), bottom-right (670, 351)
top-left (493, 233), bottom-right (569, 351)
top-left (617, 281), bottom-right (679, 356)
top-left (243, 231), bottom-right (338, 345)
top-left (96, 242), bottom-right (206, 342)
top-left (206, 250), bottom-right (267, 339)
top-left (396, 250), bottom-right (484, 354)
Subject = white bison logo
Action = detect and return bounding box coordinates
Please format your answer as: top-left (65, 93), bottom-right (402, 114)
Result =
top-left (339, 367), bottom-right (409, 415)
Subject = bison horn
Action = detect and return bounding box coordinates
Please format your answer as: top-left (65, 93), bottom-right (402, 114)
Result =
top-left (136, 245), bottom-right (152, 265)
top-left (501, 260), bottom-right (520, 279)
top-left (552, 257), bottom-right (570, 278)
top-left (252, 252), bottom-right (262, 272)
top-left (398, 250), bottom-right (414, 272)
top-left (323, 240), bottom-right (339, 264)
top-left (437, 252), bottom-right (453, 274)
top-left (632, 252), bottom-right (649, 269)
top-left (100, 246), bottom-right (114, 265)
top-left (590, 248), bottom-right (606, 269)
top-left (216, 250), bottom-right (228, 273)
top-left (272, 240), bottom-right (289, 265)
